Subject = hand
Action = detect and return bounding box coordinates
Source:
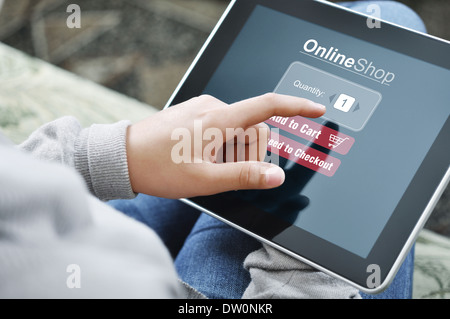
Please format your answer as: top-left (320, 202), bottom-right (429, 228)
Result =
top-left (126, 93), bottom-right (325, 199)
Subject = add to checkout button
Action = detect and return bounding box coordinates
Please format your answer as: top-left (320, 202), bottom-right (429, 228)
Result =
top-left (268, 132), bottom-right (341, 177)
top-left (266, 116), bottom-right (355, 155)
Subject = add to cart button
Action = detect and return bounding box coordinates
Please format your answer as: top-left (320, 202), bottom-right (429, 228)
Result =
top-left (266, 116), bottom-right (355, 155)
top-left (268, 132), bottom-right (341, 177)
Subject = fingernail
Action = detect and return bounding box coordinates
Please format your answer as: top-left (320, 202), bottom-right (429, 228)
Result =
top-left (263, 166), bottom-right (285, 187)
top-left (315, 103), bottom-right (326, 112)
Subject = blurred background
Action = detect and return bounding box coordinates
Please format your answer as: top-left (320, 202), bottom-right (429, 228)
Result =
top-left (0, 0), bottom-right (230, 109)
top-left (1, 0), bottom-right (449, 109)
top-left (0, 0), bottom-right (449, 238)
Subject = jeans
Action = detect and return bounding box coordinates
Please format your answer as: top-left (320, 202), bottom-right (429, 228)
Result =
top-left (109, 1), bottom-right (427, 299)
top-left (109, 194), bottom-right (261, 299)
top-left (109, 193), bottom-right (413, 299)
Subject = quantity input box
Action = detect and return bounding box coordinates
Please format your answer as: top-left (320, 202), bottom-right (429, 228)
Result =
top-left (274, 62), bottom-right (382, 132)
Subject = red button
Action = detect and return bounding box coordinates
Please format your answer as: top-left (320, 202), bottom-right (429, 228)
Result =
top-left (268, 132), bottom-right (341, 177)
top-left (266, 116), bottom-right (355, 155)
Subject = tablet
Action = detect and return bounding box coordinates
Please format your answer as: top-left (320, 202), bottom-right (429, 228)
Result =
top-left (165, 0), bottom-right (450, 294)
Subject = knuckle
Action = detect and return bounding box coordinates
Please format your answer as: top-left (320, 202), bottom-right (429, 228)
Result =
top-left (238, 164), bottom-right (261, 188)
top-left (199, 108), bottom-right (218, 125)
top-left (194, 95), bottom-right (224, 123)
top-left (197, 94), bottom-right (219, 104)
top-left (261, 92), bottom-right (278, 104)
top-left (239, 165), bottom-right (252, 187)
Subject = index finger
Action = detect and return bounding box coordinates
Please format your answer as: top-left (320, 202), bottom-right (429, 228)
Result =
top-left (224, 93), bottom-right (326, 128)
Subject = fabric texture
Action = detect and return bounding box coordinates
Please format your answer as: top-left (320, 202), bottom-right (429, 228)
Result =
top-left (74, 119), bottom-right (136, 200)
top-left (243, 244), bottom-right (361, 299)
top-left (0, 118), bottom-right (183, 298)
top-left (110, 194), bottom-right (364, 299)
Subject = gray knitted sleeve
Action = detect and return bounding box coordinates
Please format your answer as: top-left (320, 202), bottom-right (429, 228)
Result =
top-left (19, 116), bottom-right (136, 201)
top-left (73, 120), bottom-right (136, 201)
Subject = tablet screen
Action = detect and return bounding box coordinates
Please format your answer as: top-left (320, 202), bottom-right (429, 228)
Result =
top-left (199, 5), bottom-right (449, 259)
top-left (170, 1), bottom-right (450, 289)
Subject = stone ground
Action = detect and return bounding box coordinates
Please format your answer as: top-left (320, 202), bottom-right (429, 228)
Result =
top-left (0, 0), bottom-right (449, 237)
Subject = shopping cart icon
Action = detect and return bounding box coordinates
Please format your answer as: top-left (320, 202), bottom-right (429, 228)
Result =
top-left (329, 134), bottom-right (349, 149)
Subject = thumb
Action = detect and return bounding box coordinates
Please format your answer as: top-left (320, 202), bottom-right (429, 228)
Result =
top-left (201, 162), bottom-right (285, 193)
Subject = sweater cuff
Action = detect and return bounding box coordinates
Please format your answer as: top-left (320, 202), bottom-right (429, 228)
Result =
top-left (74, 121), bottom-right (137, 201)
